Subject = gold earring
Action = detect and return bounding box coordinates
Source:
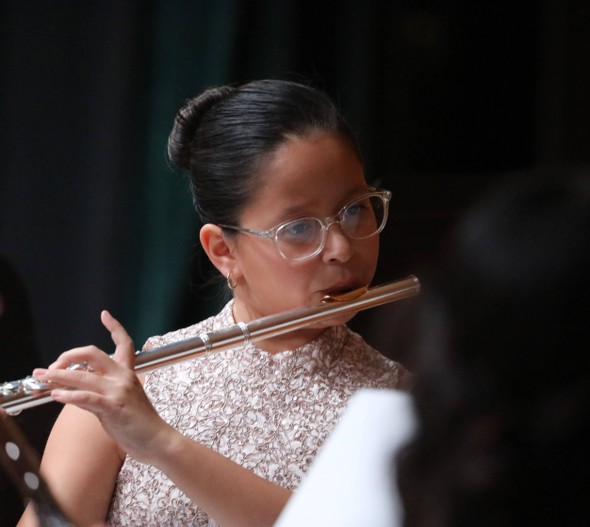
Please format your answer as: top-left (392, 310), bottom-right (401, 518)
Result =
top-left (226, 270), bottom-right (238, 289)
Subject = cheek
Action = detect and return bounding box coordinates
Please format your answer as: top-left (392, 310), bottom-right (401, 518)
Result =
top-left (243, 248), bottom-right (305, 291)
top-left (359, 237), bottom-right (380, 271)
top-left (252, 263), bottom-right (313, 312)
top-left (268, 262), bottom-right (313, 289)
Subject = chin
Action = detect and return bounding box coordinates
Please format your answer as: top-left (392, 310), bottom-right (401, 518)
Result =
top-left (311, 311), bottom-right (357, 329)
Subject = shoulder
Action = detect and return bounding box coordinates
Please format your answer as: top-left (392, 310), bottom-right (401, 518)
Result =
top-left (338, 326), bottom-right (412, 389)
top-left (141, 301), bottom-right (233, 351)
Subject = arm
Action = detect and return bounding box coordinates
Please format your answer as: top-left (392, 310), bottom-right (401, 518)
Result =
top-left (17, 404), bottom-right (124, 527)
top-left (144, 424), bottom-right (291, 526)
top-left (32, 311), bottom-right (291, 527)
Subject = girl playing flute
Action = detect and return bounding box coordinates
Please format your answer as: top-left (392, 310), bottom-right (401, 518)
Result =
top-left (19, 79), bottom-right (409, 527)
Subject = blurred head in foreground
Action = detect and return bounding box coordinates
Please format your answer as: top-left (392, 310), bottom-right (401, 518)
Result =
top-left (398, 171), bottom-right (590, 527)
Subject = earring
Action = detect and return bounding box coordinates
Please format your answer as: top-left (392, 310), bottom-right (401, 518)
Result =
top-left (226, 270), bottom-right (238, 289)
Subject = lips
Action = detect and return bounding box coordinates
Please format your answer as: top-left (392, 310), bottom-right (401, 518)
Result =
top-left (321, 282), bottom-right (369, 302)
top-left (323, 282), bottom-right (358, 295)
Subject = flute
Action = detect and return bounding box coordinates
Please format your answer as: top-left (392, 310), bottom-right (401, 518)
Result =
top-left (0, 275), bottom-right (420, 414)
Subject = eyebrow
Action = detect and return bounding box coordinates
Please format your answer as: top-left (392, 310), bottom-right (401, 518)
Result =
top-left (283, 187), bottom-right (371, 214)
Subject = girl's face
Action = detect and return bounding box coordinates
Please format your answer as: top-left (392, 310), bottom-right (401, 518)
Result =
top-left (229, 131), bottom-right (380, 339)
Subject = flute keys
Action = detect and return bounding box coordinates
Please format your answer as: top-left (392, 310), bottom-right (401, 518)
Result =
top-left (66, 361), bottom-right (94, 372)
top-left (0, 377), bottom-right (50, 397)
top-left (1, 381), bottom-right (21, 397)
top-left (1, 377), bottom-right (50, 416)
top-left (21, 377), bottom-right (50, 392)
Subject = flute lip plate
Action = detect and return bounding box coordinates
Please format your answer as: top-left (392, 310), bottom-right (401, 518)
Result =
top-left (321, 285), bottom-right (369, 303)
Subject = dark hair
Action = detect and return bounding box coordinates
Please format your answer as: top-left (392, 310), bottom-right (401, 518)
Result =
top-left (397, 171), bottom-right (590, 527)
top-left (167, 79), bottom-right (361, 225)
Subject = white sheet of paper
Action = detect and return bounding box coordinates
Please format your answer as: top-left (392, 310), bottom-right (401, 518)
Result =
top-left (274, 388), bottom-right (416, 527)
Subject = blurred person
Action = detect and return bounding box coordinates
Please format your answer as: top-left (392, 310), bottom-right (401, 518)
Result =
top-left (0, 257), bottom-right (60, 525)
top-left (397, 170), bottom-right (590, 527)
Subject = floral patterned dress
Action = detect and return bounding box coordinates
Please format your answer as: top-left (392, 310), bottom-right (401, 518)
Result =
top-left (107, 301), bottom-right (408, 526)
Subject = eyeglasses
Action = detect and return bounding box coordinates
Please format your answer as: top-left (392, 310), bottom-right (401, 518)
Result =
top-left (219, 188), bottom-right (392, 261)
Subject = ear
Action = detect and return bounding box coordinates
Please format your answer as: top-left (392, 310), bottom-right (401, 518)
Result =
top-left (200, 224), bottom-right (237, 278)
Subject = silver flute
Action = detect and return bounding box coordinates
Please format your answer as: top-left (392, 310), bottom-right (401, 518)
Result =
top-left (0, 275), bottom-right (420, 414)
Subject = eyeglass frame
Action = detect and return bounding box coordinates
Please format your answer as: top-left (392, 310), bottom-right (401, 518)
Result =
top-left (218, 188), bottom-right (392, 262)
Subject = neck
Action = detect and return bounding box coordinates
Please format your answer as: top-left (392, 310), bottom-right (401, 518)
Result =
top-left (230, 300), bottom-right (329, 354)
top-left (253, 327), bottom-right (328, 354)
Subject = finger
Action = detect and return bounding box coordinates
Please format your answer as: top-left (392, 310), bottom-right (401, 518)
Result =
top-left (46, 346), bottom-right (116, 374)
top-left (49, 388), bottom-right (110, 414)
top-left (46, 346), bottom-right (101, 370)
top-left (34, 367), bottom-right (112, 394)
top-left (101, 310), bottom-right (135, 369)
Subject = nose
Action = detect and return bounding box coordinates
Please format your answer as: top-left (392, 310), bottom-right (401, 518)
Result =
top-left (321, 222), bottom-right (353, 263)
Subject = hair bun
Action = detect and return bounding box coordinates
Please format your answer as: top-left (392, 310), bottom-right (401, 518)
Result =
top-left (167, 85), bottom-right (234, 170)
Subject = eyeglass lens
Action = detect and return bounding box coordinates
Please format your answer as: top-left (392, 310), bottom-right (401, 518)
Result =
top-left (275, 194), bottom-right (387, 260)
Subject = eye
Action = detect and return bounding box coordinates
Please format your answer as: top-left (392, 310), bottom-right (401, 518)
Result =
top-left (340, 196), bottom-right (382, 237)
top-left (342, 197), bottom-right (371, 222)
top-left (278, 218), bottom-right (320, 244)
top-left (343, 202), bottom-right (363, 219)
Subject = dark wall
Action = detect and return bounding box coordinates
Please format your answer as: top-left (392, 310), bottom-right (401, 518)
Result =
top-left (0, 1), bottom-right (152, 363)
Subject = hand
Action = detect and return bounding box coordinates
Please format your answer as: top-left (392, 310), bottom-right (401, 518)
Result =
top-left (33, 310), bottom-right (172, 464)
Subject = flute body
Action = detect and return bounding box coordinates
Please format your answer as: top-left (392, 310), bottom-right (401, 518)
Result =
top-left (0, 275), bottom-right (420, 414)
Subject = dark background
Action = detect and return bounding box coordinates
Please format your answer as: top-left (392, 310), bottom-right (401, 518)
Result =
top-left (1, 0), bottom-right (589, 523)
top-left (2, 0), bottom-right (590, 383)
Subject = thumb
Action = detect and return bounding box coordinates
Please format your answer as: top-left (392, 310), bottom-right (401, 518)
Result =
top-left (100, 310), bottom-right (135, 369)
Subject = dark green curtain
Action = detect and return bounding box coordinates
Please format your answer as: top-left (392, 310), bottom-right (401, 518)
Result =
top-left (125, 1), bottom-right (244, 345)
top-left (125, 0), bottom-right (315, 344)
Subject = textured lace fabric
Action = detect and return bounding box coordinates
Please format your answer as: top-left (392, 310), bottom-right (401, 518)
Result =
top-left (107, 301), bottom-right (408, 526)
